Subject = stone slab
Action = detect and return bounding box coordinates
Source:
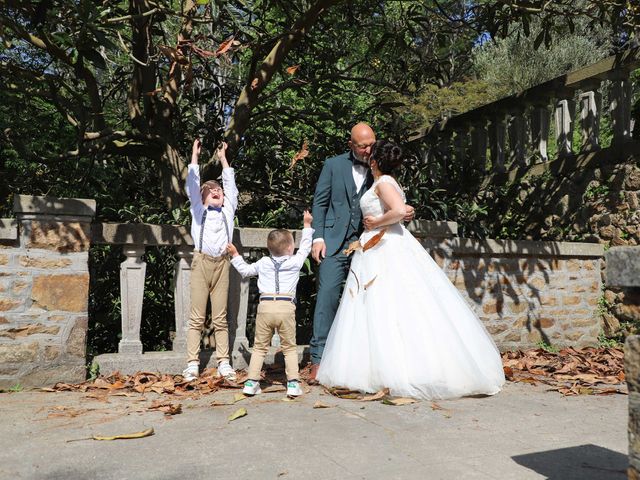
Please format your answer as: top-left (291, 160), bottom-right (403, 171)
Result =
top-left (450, 238), bottom-right (604, 258)
top-left (606, 246), bottom-right (640, 287)
top-left (94, 346), bottom-right (309, 376)
top-left (0, 219), bottom-right (17, 241)
top-left (407, 220), bottom-right (458, 238)
top-left (13, 195), bottom-right (96, 217)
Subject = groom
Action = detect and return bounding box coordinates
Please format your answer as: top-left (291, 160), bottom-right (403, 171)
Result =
top-left (308, 123), bottom-right (413, 382)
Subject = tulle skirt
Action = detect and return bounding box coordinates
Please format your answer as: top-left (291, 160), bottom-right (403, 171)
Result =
top-left (317, 223), bottom-right (505, 400)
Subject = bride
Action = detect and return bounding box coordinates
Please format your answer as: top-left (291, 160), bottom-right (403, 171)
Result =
top-left (316, 140), bottom-right (505, 400)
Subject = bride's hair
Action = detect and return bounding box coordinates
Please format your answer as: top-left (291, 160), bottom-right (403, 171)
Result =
top-left (371, 140), bottom-right (403, 174)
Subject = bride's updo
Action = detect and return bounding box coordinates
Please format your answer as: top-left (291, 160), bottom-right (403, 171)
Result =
top-left (370, 140), bottom-right (403, 174)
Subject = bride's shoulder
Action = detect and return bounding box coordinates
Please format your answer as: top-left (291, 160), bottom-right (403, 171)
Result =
top-left (377, 175), bottom-right (401, 187)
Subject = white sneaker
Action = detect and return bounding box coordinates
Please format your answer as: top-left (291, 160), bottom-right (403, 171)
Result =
top-left (243, 379), bottom-right (262, 395)
top-left (182, 362), bottom-right (199, 382)
top-left (287, 380), bottom-right (303, 397)
top-left (217, 361), bottom-right (237, 381)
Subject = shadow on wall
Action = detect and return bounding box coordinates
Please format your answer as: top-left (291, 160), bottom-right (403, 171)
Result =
top-left (512, 444), bottom-right (627, 480)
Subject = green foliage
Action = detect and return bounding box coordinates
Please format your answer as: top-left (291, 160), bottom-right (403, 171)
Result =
top-left (536, 340), bottom-right (559, 353)
top-left (8, 383), bottom-right (23, 393)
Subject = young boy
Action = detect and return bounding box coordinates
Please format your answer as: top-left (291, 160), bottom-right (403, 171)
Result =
top-left (226, 211), bottom-right (313, 397)
top-left (183, 139), bottom-right (238, 382)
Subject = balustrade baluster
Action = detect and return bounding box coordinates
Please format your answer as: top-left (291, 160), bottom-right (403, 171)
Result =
top-left (554, 94), bottom-right (576, 157)
top-left (489, 114), bottom-right (507, 173)
top-left (118, 245), bottom-right (146, 354)
top-left (610, 71), bottom-right (633, 145)
top-left (579, 82), bottom-right (602, 152)
top-left (172, 246), bottom-right (192, 353)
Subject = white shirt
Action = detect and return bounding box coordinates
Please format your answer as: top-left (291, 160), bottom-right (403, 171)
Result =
top-left (187, 164), bottom-right (238, 257)
top-left (313, 162), bottom-right (368, 245)
top-left (231, 228), bottom-right (313, 295)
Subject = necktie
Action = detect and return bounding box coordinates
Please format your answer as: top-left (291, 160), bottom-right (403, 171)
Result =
top-left (208, 206), bottom-right (222, 212)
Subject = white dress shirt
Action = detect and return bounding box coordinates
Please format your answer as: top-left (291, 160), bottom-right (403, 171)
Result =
top-left (231, 227), bottom-right (313, 295)
top-left (187, 164), bottom-right (238, 257)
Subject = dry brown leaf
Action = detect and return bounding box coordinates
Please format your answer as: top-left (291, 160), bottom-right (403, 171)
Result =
top-left (430, 402), bottom-right (444, 411)
top-left (215, 36), bottom-right (235, 56)
top-left (289, 140), bottom-right (309, 169)
top-left (343, 240), bottom-right (363, 256)
top-left (261, 385), bottom-right (287, 393)
top-left (92, 428), bottom-right (154, 441)
top-left (360, 388), bottom-right (389, 402)
top-left (363, 275), bottom-right (377, 290)
top-left (285, 65), bottom-right (300, 75)
top-left (382, 397), bottom-right (417, 406)
top-left (363, 228), bottom-right (387, 252)
top-left (148, 401), bottom-right (182, 416)
top-left (313, 401), bottom-right (333, 409)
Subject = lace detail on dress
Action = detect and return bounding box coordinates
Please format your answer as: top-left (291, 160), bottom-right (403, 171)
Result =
top-left (360, 175), bottom-right (406, 218)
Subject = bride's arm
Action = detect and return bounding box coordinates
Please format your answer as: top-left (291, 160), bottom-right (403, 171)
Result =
top-left (363, 182), bottom-right (406, 230)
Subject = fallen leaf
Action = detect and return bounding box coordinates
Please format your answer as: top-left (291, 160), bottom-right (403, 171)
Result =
top-left (148, 401), bottom-right (182, 416)
top-left (430, 402), bottom-right (444, 411)
top-left (503, 366), bottom-right (514, 380)
top-left (92, 427), bottom-right (154, 441)
top-left (363, 275), bottom-right (377, 290)
top-left (233, 393), bottom-right (246, 402)
top-left (382, 397), bottom-right (417, 406)
top-left (363, 228), bottom-right (387, 252)
top-left (313, 401), bottom-right (333, 409)
top-left (261, 385), bottom-right (286, 393)
top-left (211, 400), bottom-right (232, 407)
top-left (285, 65), bottom-right (300, 75)
top-left (360, 388), bottom-right (388, 402)
top-left (228, 407), bottom-right (247, 421)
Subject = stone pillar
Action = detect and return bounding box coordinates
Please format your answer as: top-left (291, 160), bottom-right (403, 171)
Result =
top-left (508, 109), bottom-right (527, 167)
top-left (610, 71), bottom-right (633, 146)
top-left (579, 83), bottom-right (602, 152)
top-left (229, 258), bottom-right (251, 369)
top-left (172, 246), bottom-right (192, 353)
top-left (0, 195), bottom-right (95, 388)
top-left (118, 245), bottom-right (145, 354)
top-left (471, 119), bottom-right (488, 173)
top-left (555, 94), bottom-right (576, 157)
top-left (489, 114), bottom-right (507, 173)
top-left (453, 128), bottom-right (468, 174)
top-left (530, 102), bottom-right (550, 163)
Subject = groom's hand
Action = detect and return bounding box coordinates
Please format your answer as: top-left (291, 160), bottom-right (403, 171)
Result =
top-left (312, 240), bottom-right (326, 264)
top-left (403, 205), bottom-right (416, 223)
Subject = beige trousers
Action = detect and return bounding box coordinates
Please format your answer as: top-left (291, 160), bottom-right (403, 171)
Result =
top-left (247, 300), bottom-right (299, 381)
top-left (186, 252), bottom-right (230, 364)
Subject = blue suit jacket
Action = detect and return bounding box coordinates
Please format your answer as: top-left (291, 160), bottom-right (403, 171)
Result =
top-left (311, 152), bottom-right (373, 257)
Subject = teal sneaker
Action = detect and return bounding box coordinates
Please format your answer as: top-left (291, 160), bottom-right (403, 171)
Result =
top-left (243, 379), bottom-right (262, 395)
top-left (287, 380), bottom-right (303, 397)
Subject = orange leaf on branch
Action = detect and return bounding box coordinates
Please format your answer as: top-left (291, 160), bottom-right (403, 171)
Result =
top-left (285, 64), bottom-right (300, 75)
top-left (289, 139), bottom-right (309, 169)
top-left (215, 36), bottom-right (235, 56)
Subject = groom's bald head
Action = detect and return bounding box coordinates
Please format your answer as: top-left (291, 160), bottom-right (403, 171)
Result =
top-left (349, 123), bottom-right (376, 163)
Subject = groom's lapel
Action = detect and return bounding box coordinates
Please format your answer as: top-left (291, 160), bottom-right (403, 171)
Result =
top-left (342, 154), bottom-right (356, 203)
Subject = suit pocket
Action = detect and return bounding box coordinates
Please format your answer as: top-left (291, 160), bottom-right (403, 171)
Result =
top-left (325, 216), bottom-right (335, 227)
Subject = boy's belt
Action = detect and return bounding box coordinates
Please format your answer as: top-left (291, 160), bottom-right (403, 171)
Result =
top-left (260, 295), bottom-right (296, 303)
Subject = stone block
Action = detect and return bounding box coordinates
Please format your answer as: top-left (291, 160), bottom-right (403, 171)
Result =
top-left (19, 256), bottom-right (72, 269)
top-left (13, 195), bottom-right (96, 217)
top-left (17, 364), bottom-right (86, 387)
top-left (12, 280), bottom-right (28, 295)
top-left (0, 324), bottom-right (60, 339)
top-left (0, 298), bottom-right (22, 311)
top-left (26, 221), bottom-right (91, 253)
top-left (507, 302), bottom-right (528, 313)
top-left (539, 295), bottom-right (558, 306)
top-left (0, 316), bottom-right (8, 324)
top-left (0, 254), bottom-right (8, 265)
top-left (44, 345), bottom-right (61, 361)
top-left (528, 276), bottom-right (546, 290)
top-left (0, 342), bottom-right (38, 363)
top-left (606, 246), bottom-right (640, 287)
top-left (533, 317), bottom-right (555, 328)
top-left (563, 296), bottom-right (581, 306)
top-left (0, 219), bottom-right (17, 241)
top-left (31, 274), bottom-right (89, 312)
top-left (65, 317), bottom-right (88, 358)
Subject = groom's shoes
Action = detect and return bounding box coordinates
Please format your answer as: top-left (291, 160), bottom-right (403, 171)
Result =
top-left (307, 364), bottom-right (320, 385)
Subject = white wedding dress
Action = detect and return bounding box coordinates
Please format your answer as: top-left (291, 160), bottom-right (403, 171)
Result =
top-left (317, 175), bottom-right (505, 399)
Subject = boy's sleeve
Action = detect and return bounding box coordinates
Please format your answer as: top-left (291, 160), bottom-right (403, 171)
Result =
top-left (222, 168), bottom-right (239, 213)
top-left (286, 227), bottom-right (314, 271)
top-left (230, 254), bottom-right (260, 278)
top-left (187, 164), bottom-right (203, 211)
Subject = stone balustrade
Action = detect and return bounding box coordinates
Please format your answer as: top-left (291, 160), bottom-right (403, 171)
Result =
top-left (0, 194), bottom-right (607, 386)
top-left (417, 47), bottom-right (639, 176)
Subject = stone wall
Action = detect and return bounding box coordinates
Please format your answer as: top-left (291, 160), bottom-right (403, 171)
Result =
top-left (0, 196), bottom-right (94, 389)
top-left (607, 247), bottom-right (640, 479)
top-left (421, 237), bottom-right (604, 351)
